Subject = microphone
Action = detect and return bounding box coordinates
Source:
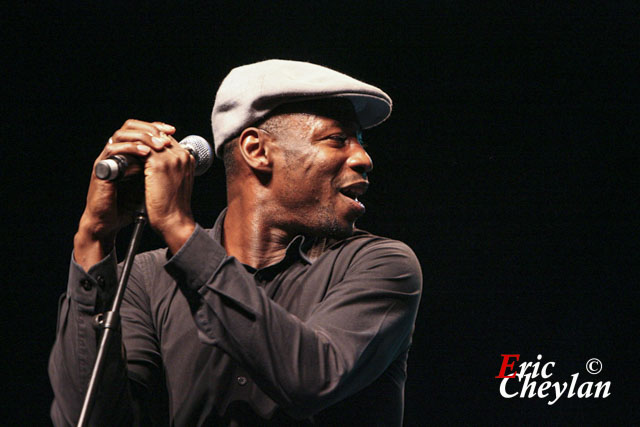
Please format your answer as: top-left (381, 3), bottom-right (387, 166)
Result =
top-left (95, 135), bottom-right (213, 181)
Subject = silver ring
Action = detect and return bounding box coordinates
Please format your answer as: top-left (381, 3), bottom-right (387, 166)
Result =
top-left (108, 137), bottom-right (113, 144)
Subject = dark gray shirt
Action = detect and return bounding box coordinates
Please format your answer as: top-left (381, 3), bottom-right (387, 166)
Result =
top-left (49, 210), bottom-right (422, 426)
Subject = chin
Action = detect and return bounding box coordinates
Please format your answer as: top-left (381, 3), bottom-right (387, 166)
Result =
top-left (322, 224), bottom-right (354, 239)
top-left (297, 206), bottom-right (359, 239)
top-left (305, 218), bottom-right (354, 239)
top-left (315, 217), bottom-right (356, 239)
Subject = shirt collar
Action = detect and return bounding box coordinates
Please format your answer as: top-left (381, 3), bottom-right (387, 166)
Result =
top-left (208, 209), bottom-right (370, 269)
top-left (208, 209), bottom-right (314, 277)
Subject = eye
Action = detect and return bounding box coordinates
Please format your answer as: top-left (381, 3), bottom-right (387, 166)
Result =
top-left (327, 135), bottom-right (348, 146)
top-left (356, 130), bottom-right (368, 148)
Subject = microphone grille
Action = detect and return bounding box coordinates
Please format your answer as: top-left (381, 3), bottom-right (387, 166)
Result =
top-left (180, 135), bottom-right (214, 176)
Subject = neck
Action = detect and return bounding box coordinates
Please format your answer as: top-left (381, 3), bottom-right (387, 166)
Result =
top-left (222, 194), bottom-right (294, 270)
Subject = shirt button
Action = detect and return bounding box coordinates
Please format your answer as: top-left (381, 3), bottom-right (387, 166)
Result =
top-left (237, 376), bottom-right (248, 386)
top-left (96, 275), bottom-right (105, 289)
top-left (80, 278), bottom-right (92, 291)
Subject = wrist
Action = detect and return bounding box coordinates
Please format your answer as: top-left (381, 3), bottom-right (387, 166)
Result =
top-left (74, 224), bottom-right (115, 271)
top-left (77, 213), bottom-right (117, 246)
top-left (158, 216), bottom-right (196, 255)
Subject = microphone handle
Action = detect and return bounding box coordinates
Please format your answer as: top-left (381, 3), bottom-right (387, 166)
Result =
top-left (94, 135), bottom-right (211, 181)
top-left (94, 154), bottom-right (143, 181)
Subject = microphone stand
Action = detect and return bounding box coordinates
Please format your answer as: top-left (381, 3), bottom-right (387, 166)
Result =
top-left (77, 207), bottom-right (147, 427)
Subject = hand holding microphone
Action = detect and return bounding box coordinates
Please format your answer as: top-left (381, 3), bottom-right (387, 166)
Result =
top-left (75, 120), bottom-right (213, 270)
top-left (95, 134), bottom-right (213, 181)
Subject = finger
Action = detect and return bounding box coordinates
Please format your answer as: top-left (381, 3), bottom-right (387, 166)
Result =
top-left (163, 134), bottom-right (180, 148)
top-left (151, 122), bottom-right (176, 135)
top-left (177, 143), bottom-right (197, 172)
top-left (165, 136), bottom-right (195, 166)
top-left (98, 141), bottom-right (151, 162)
top-left (111, 129), bottom-right (166, 150)
top-left (120, 119), bottom-right (166, 135)
top-left (119, 119), bottom-right (174, 147)
top-left (154, 132), bottom-right (173, 149)
top-left (120, 119), bottom-right (176, 138)
top-left (147, 140), bottom-right (195, 173)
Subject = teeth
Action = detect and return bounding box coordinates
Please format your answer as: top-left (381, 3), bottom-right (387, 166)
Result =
top-left (341, 189), bottom-right (362, 202)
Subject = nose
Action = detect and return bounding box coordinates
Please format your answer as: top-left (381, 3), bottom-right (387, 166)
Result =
top-left (347, 143), bottom-right (373, 175)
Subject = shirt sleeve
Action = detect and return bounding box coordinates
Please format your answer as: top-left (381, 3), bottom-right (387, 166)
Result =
top-left (166, 224), bottom-right (423, 419)
top-left (48, 249), bottom-right (155, 426)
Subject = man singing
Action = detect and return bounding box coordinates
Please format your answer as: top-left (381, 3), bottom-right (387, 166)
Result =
top-left (49, 59), bottom-right (422, 426)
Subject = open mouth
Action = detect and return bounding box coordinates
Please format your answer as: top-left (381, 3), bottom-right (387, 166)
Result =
top-left (339, 187), bottom-right (361, 202)
top-left (339, 181), bottom-right (369, 199)
top-left (339, 181), bottom-right (369, 213)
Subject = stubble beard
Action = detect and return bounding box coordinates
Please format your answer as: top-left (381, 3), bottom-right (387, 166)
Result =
top-left (309, 205), bottom-right (355, 239)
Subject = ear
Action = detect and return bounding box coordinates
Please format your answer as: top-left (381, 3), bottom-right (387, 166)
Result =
top-left (238, 127), bottom-right (272, 173)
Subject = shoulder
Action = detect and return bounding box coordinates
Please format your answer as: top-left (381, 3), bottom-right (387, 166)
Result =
top-left (324, 230), bottom-right (423, 293)
top-left (341, 230), bottom-right (420, 267)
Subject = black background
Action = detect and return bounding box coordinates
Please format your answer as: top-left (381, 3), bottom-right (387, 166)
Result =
top-left (4, 1), bottom-right (638, 425)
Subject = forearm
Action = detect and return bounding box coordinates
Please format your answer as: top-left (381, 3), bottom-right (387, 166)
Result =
top-left (49, 253), bottom-right (133, 426)
top-left (195, 272), bottom-right (416, 417)
top-left (167, 226), bottom-right (422, 417)
top-left (73, 212), bottom-right (117, 272)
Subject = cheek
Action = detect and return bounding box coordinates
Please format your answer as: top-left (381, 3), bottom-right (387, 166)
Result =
top-left (293, 152), bottom-right (332, 184)
top-left (297, 148), bottom-right (321, 173)
top-left (280, 147), bottom-right (341, 197)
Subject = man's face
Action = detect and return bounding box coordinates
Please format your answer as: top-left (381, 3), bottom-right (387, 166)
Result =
top-left (268, 107), bottom-right (373, 238)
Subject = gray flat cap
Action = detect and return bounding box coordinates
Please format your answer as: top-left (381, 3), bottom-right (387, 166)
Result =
top-left (211, 59), bottom-right (392, 156)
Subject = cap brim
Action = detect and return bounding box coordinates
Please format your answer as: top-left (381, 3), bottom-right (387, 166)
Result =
top-left (342, 94), bottom-right (392, 129)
